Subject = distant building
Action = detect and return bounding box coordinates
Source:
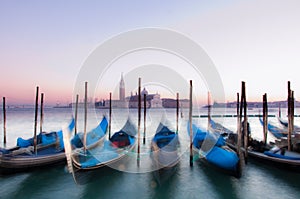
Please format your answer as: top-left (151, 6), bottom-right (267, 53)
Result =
top-left (204, 100), bottom-right (297, 109)
top-left (151, 93), bottom-right (163, 108)
top-left (119, 73), bottom-right (125, 101)
top-left (108, 73), bottom-right (128, 108)
top-left (162, 98), bottom-right (189, 108)
top-left (126, 89), bottom-right (163, 108)
top-left (95, 74), bottom-right (189, 109)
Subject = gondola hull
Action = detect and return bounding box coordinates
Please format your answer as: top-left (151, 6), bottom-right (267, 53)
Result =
top-left (227, 142), bottom-right (300, 172)
top-left (151, 138), bottom-right (180, 185)
top-left (150, 123), bottom-right (180, 185)
top-left (0, 119), bottom-right (75, 175)
top-left (192, 146), bottom-right (241, 177)
top-left (0, 147), bottom-right (66, 174)
top-left (188, 122), bottom-right (240, 177)
top-left (211, 119), bottom-right (300, 172)
top-left (72, 141), bottom-right (135, 171)
top-left (65, 118), bottom-right (137, 184)
top-left (259, 117), bottom-right (287, 139)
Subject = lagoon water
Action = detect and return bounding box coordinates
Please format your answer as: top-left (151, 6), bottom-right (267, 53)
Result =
top-left (1, 107), bottom-right (300, 199)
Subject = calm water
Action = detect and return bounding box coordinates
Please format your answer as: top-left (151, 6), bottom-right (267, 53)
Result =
top-left (1, 107), bottom-right (300, 199)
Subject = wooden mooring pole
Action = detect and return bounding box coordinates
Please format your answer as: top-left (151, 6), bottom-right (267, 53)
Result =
top-left (137, 78), bottom-right (141, 166)
top-left (263, 93), bottom-right (268, 145)
top-left (241, 81), bottom-right (248, 164)
top-left (143, 93), bottom-right (146, 145)
top-left (83, 82), bottom-right (88, 153)
top-left (189, 80), bottom-right (193, 167)
top-left (40, 93), bottom-right (44, 133)
top-left (109, 92), bottom-right (112, 139)
top-left (236, 92), bottom-right (243, 178)
top-left (207, 92), bottom-right (211, 129)
top-left (291, 91), bottom-right (295, 133)
top-left (237, 93), bottom-right (242, 157)
top-left (33, 86), bottom-right (39, 155)
top-left (3, 97), bottom-right (6, 144)
top-left (74, 94), bottom-right (79, 135)
top-left (278, 103), bottom-right (281, 118)
top-left (287, 81), bottom-right (292, 151)
top-left (176, 93), bottom-right (179, 133)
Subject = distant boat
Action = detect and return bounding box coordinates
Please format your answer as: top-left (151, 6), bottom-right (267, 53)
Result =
top-left (67, 118), bottom-right (136, 173)
top-left (188, 122), bottom-right (240, 177)
top-left (0, 118), bottom-right (75, 175)
top-left (151, 123), bottom-right (180, 185)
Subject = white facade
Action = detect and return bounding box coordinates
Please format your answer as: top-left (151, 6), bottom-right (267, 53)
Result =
top-left (151, 93), bottom-right (163, 108)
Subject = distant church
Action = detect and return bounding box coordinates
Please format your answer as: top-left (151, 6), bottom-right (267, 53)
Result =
top-left (95, 73), bottom-right (189, 109)
top-left (127, 88), bottom-right (163, 108)
top-left (106, 73), bottom-right (129, 108)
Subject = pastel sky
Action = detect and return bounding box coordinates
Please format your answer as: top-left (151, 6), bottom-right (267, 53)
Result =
top-left (1, 1), bottom-right (300, 105)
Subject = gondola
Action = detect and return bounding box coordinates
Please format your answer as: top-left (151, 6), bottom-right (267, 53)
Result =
top-left (151, 123), bottom-right (180, 185)
top-left (188, 122), bottom-right (240, 177)
top-left (278, 117), bottom-right (289, 127)
top-left (278, 117), bottom-right (300, 132)
top-left (259, 117), bottom-right (287, 139)
top-left (66, 118), bottom-right (136, 173)
top-left (211, 119), bottom-right (300, 172)
top-left (0, 118), bottom-right (75, 175)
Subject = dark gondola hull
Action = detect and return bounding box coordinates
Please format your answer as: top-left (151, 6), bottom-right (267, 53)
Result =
top-left (150, 124), bottom-right (180, 185)
top-left (227, 142), bottom-right (300, 172)
top-left (0, 118), bottom-right (75, 175)
top-left (249, 150), bottom-right (300, 172)
top-left (151, 142), bottom-right (180, 185)
top-left (69, 161), bottom-right (122, 185)
top-left (0, 151), bottom-right (66, 175)
top-left (152, 163), bottom-right (179, 186)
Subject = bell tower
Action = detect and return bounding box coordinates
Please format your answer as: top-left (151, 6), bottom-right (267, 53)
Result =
top-left (119, 73), bottom-right (125, 101)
